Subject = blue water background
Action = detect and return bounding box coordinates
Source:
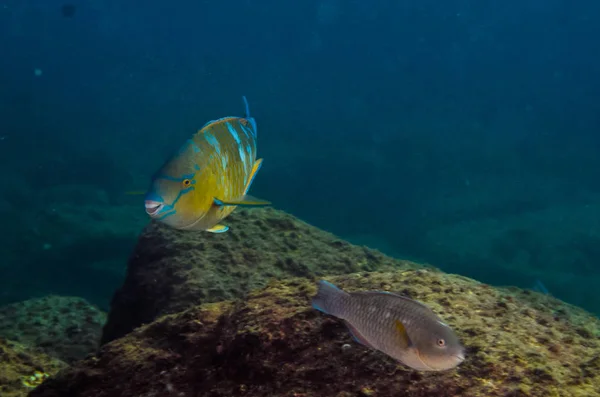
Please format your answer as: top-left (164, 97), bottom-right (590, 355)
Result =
top-left (1, 0), bottom-right (599, 313)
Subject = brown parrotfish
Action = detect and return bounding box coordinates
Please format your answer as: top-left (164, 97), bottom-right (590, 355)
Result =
top-left (312, 280), bottom-right (465, 371)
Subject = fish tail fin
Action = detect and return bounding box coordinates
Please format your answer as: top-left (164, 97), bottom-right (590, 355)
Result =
top-left (242, 95), bottom-right (257, 137)
top-left (312, 280), bottom-right (349, 317)
top-left (243, 95), bottom-right (251, 118)
top-left (533, 279), bottom-right (550, 295)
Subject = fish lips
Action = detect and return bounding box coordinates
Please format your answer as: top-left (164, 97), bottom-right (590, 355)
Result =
top-left (145, 200), bottom-right (164, 216)
top-left (415, 350), bottom-right (465, 371)
top-left (453, 352), bottom-right (466, 367)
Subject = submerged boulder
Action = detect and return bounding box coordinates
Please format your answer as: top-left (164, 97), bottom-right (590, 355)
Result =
top-left (101, 208), bottom-right (425, 343)
top-left (0, 296), bottom-right (106, 364)
top-left (32, 270), bottom-right (600, 397)
top-left (0, 338), bottom-right (66, 397)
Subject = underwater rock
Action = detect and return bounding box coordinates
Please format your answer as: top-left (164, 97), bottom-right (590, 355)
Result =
top-left (0, 296), bottom-right (106, 363)
top-left (0, 338), bottom-right (66, 397)
top-left (101, 208), bottom-right (425, 343)
top-left (31, 270), bottom-right (600, 397)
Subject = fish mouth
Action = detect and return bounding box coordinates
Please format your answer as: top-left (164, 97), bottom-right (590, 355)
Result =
top-left (415, 350), bottom-right (465, 371)
top-left (145, 200), bottom-right (164, 216)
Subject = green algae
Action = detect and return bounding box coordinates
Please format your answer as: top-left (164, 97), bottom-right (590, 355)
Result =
top-left (0, 296), bottom-right (106, 363)
top-left (0, 338), bottom-right (66, 397)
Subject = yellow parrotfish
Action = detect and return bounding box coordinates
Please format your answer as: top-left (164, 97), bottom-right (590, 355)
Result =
top-left (144, 96), bottom-right (270, 233)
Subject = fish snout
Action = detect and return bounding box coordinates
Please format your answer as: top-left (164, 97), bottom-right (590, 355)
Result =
top-left (145, 200), bottom-right (164, 216)
top-left (455, 351), bottom-right (466, 363)
top-left (450, 346), bottom-right (467, 367)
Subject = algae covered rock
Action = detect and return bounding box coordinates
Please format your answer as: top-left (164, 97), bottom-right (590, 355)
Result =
top-left (101, 208), bottom-right (424, 343)
top-left (32, 269), bottom-right (600, 397)
top-left (0, 296), bottom-right (106, 363)
top-left (0, 338), bottom-right (66, 397)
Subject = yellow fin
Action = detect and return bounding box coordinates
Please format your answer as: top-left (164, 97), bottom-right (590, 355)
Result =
top-left (244, 158), bottom-right (263, 194)
top-left (213, 195), bottom-right (271, 207)
top-left (395, 320), bottom-right (412, 348)
top-left (125, 190), bottom-right (146, 195)
top-left (206, 224), bottom-right (229, 233)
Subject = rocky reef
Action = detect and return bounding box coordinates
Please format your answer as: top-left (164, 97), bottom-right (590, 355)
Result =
top-left (31, 270), bottom-right (600, 397)
top-left (101, 208), bottom-right (426, 343)
top-left (0, 296), bottom-right (106, 363)
top-left (0, 338), bottom-right (66, 397)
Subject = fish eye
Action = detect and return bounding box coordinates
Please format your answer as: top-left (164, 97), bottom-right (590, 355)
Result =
top-left (437, 339), bottom-right (446, 347)
top-left (182, 179), bottom-right (192, 187)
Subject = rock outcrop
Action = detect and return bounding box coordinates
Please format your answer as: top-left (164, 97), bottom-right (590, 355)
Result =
top-left (0, 338), bottom-right (66, 397)
top-left (0, 296), bottom-right (106, 363)
top-left (33, 270), bottom-right (600, 397)
top-left (101, 208), bottom-right (425, 343)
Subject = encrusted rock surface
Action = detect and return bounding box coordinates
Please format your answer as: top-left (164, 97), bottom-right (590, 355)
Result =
top-left (0, 296), bottom-right (106, 363)
top-left (32, 270), bottom-right (600, 397)
top-left (101, 208), bottom-right (426, 343)
top-left (0, 338), bottom-right (66, 397)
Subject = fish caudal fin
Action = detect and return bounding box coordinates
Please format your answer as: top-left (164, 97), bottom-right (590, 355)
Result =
top-left (206, 224), bottom-right (229, 233)
top-left (312, 280), bottom-right (350, 317)
top-left (242, 95), bottom-right (257, 136)
top-left (243, 96), bottom-right (250, 118)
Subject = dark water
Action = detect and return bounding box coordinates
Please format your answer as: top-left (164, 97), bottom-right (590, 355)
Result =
top-left (1, 1), bottom-right (599, 314)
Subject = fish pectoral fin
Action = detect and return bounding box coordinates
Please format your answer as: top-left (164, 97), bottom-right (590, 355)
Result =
top-left (206, 224), bottom-right (230, 233)
top-left (213, 195), bottom-right (271, 207)
top-left (394, 320), bottom-right (412, 349)
top-left (344, 321), bottom-right (375, 349)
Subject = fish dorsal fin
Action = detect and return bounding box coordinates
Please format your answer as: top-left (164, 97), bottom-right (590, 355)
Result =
top-left (200, 116), bottom-right (239, 131)
top-left (353, 291), bottom-right (435, 314)
top-left (395, 320), bottom-right (412, 349)
top-left (200, 119), bottom-right (217, 130)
